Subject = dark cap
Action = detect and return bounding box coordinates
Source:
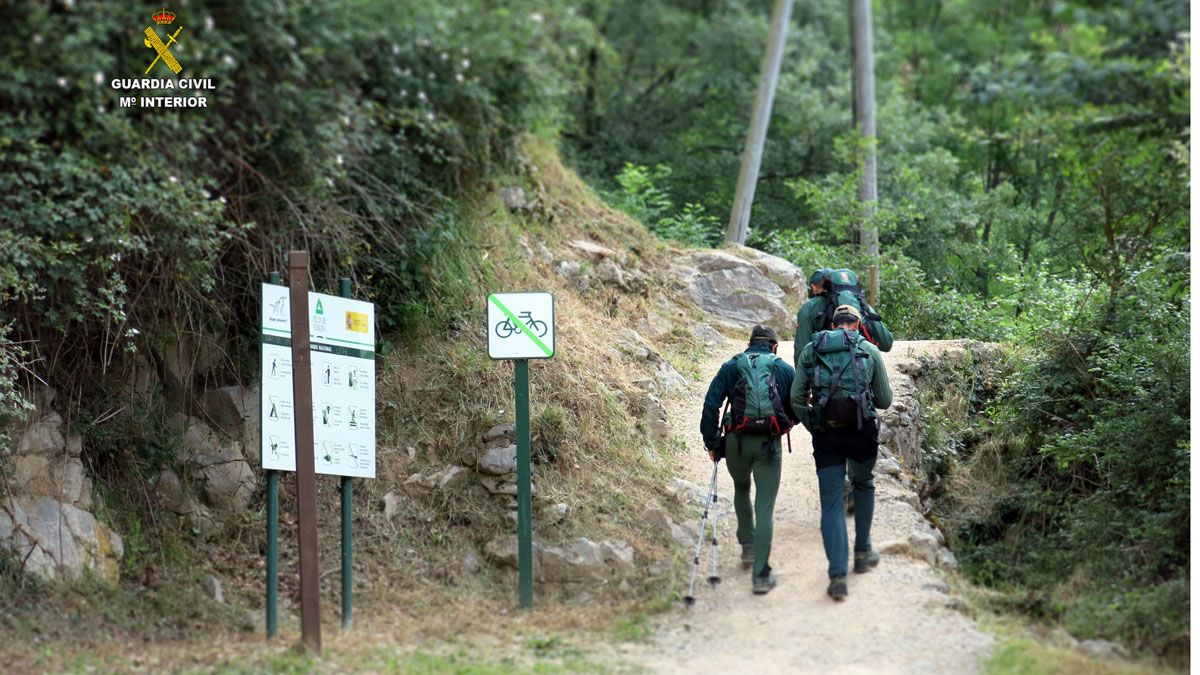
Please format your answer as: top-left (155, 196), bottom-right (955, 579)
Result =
top-left (808, 268), bottom-right (831, 287)
top-left (749, 325), bottom-right (779, 344)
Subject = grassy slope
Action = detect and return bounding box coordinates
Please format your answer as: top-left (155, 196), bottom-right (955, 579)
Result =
top-left (0, 136), bottom-right (715, 671)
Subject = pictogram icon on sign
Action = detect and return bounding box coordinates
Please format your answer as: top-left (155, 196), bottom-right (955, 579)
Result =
top-left (487, 293), bottom-right (555, 360)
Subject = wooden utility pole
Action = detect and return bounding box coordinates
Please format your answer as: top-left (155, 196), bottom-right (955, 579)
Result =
top-left (288, 251), bottom-right (322, 654)
top-left (851, 0), bottom-right (879, 299)
top-left (726, 0), bottom-right (794, 245)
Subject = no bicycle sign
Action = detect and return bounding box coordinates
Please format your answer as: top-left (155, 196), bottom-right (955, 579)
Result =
top-left (488, 292), bottom-right (555, 360)
top-left (486, 291), bottom-right (554, 610)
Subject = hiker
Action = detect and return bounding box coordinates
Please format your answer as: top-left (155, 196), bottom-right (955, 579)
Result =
top-left (700, 325), bottom-right (797, 595)
top-left (789, 305), bottom-right (893, 601)
top-left (794, 268), bottom-right (894, 363)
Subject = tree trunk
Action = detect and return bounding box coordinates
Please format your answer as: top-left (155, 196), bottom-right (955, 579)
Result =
top-left (727, 0), bottom-right (794, 245)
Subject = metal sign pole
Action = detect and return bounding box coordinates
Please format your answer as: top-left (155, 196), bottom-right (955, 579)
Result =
top-left (515, 358), bottom-right (533, 609)
top-left (288, 251), bottom-right (322, 654)
top-left (265, 270), bottom-right (282, 639)
top-left (486, 292), bottom-right (554, 610)
top-left (338, 276), bottom-right (354, 630)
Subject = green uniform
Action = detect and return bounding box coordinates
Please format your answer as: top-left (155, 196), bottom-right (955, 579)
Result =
top-left (700, 343), bottom-right (796, 577)
top-left (793, 296), bottom-right (826, 365)
top-left (722, 433), bottom-right (782, 577)
top-left (794, 297), bottom-right (895, 365)
top-left (789, 329), bottom-right (894, 431)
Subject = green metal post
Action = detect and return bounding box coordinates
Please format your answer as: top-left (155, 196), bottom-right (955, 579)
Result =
top-left (265, 270), bottom-right (281, 639)
top-left (339, 277), bottom-right (354, 629)
top-left (515, 359), bottom-right (533, 609)
top-left (266, 472), bottom-right (279, 637)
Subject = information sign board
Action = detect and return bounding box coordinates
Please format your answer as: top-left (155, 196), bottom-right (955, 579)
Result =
top-left (261, 284), bottom-right (376, 478)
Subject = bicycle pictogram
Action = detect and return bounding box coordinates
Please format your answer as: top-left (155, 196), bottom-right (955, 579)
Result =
top-left (495, 311), bottom-right (548, 339)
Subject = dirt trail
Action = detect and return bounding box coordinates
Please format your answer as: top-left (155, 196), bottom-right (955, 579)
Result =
top-left (620, 339), bottom-right (993, 674)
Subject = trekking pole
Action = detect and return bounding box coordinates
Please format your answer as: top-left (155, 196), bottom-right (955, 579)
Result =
top-left (683, 462), bottom-right (720, 607)
top-left (707, 475), bottom-right (721, 588)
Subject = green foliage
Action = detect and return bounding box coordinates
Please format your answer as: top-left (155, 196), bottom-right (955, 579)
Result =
top-left (0, 327), bottom-right (34, 457)
top-left (609, 163), bottom-right (674, 223)
top-left (611, 613), bottom-right (652, 642)
top-left (609, 163), bottom-right (721, 247)
top-left (0, 0), bottom-right (594, 508)
top-left (984, 637), bottom-right (1170, 675)
top-left (955, 271), bottom-right (1190, 661)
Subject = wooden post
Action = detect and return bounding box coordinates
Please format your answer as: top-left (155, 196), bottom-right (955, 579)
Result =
top-left (288, 251), bottom-right (321, 654)
top-left (726, 0), bottom-right (794, 245)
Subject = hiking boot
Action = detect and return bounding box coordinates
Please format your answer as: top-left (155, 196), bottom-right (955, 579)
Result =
top-left (853, 549), bottom-right (879, 574)
top-left (740, 543), bottom-right (755, 568)
top-left (827, 575), bottom-right (848, 601)
top-left (752, 573), bottom-right (777, 595)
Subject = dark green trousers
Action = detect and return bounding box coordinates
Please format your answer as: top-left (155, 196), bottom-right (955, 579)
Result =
top-left (723, 433), bottom-right (782, 577)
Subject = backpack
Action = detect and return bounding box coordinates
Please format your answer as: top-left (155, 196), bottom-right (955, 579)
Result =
top-left (807, 329), bottom-right (874, 430)
top-left (817, 268), bottom-right (893, 352)
top-left (726, 352), bottom-right (791, 437)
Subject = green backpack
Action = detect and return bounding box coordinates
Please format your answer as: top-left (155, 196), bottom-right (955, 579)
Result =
top-left (807, 329), bottom-right (874, 430)
top-left (817, 268), bottom-right (894, 352)
top-left (727, 352), bottom-right (791, 437)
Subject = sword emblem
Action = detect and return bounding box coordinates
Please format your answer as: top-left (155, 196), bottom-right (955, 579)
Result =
top-left (144, 26), bottom-right (184, 75)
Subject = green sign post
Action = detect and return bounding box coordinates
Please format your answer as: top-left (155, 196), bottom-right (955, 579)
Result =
top-left (514, 358), bottom-right (533, 608)
top-left (486, 292), bottom-right (555, 609)
top-left (338, 276), bottom-right (354, 629)
top-left (265, 271), bottom-right (282, 639)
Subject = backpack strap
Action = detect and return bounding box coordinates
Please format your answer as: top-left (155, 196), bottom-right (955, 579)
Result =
top-left (819, 332), bottom-right (856, 410)
top-left (820, 295), bottom-right (835, 331)
top-left (852, 338), bottom-right (876, 428)
top-left (812, 333), bottom-right (827, 393)
top-left (849, 341), bottom-right (864, 430)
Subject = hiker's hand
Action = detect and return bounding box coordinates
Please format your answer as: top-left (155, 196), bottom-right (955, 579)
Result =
top-left (708, 449), bottom-right (718, 462)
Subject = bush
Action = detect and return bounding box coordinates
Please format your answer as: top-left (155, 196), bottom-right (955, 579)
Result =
top-left (607, 164), bottom-right (722, 247)
top-left (0, 0), bottom-right (589, 433)
top-left (951, 268), bottom-right (1190, 661)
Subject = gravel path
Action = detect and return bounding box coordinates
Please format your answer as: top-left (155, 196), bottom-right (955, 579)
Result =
top-left (617, 339), bottom-right (993, 674)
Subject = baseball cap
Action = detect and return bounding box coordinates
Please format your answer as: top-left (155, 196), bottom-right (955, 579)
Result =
top-left (808, 268), bottom-right (831, 287)
top-left (749, 325), bottom-right (779, 344)
top-left (832, 304), bottom-right (862, 323)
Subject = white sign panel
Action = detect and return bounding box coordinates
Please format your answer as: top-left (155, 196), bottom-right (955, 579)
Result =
top-left (487, 292), bottom-right (555, 360)
top-left (260, 284), bottom-right (377, 478)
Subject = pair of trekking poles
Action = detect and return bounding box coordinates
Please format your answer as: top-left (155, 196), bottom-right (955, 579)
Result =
top-left (683, 460), bottom-right (721, 607)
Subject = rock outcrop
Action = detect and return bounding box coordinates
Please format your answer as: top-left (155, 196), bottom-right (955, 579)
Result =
top-left (485, 534), bottom-right (638, 584)
top-left (0, 386), bottom-right (124, 585)
top-left (877, 341), bottom-right (1001, 476)
top-left (145, 414), bottom-right (259, 539)
top-left (667, 248), bottom-right (803, 333)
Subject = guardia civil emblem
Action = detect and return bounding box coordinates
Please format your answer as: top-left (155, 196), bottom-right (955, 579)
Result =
top-left (144, 8), bottom-right (184, 75)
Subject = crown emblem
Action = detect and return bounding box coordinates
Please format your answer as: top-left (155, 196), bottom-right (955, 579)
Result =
top-left (153, 8), bottom-right (175, 25)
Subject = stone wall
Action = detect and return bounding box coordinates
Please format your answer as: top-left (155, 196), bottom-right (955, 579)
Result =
top-left (0, 386), bottom-right (123, 585)
top-left (876, 340), bottom-right (1000, 483)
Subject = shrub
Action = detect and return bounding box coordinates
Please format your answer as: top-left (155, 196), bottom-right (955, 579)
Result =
top-left (607, 164), bottom-right (722, 247)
